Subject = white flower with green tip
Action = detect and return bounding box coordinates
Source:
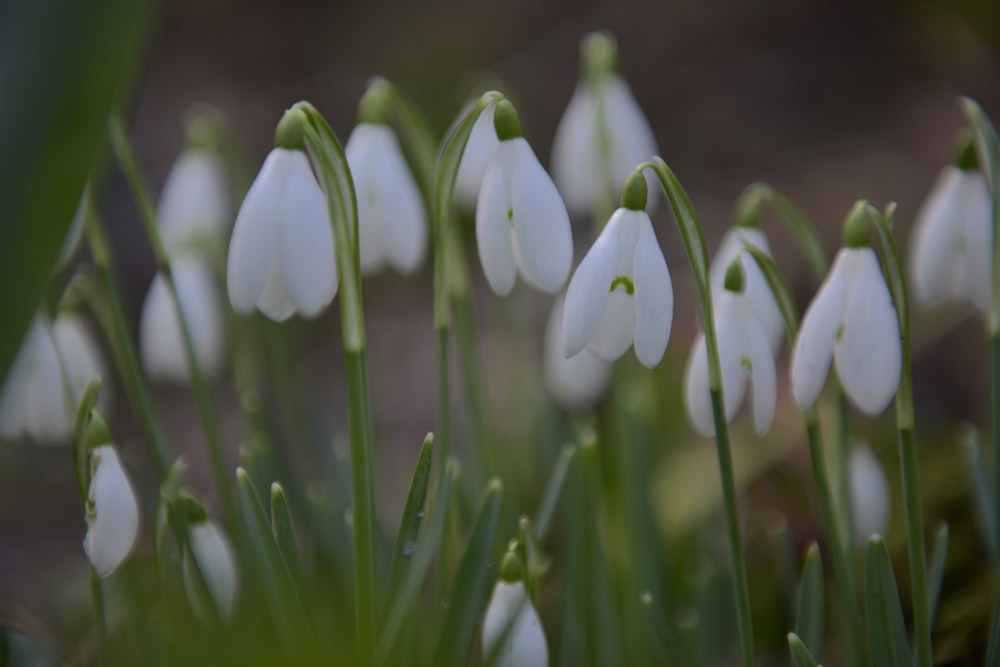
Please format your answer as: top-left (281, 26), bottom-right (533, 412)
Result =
top-left (454, 101), bottom-right (498, 211)
top-left (483, 552), bottom-right (548, 667)
top-left (158, 147), bottom-right (231, 254)
top-left (544, 294), bottom-right (611, 411)
top-left (83, 433), bottom-right (139, 578)
top-left (184, 518), bottom-right (239, 620)
top-left (848, 443), bottom-right (891, 546)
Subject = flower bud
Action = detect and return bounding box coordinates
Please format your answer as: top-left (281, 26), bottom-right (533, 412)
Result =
top-left (83, 444), bottom-right (140, 577)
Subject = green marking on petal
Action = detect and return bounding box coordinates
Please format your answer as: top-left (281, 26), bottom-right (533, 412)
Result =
top-left (507, 207), bottom-right (514, 224)
top-left (610, 276), bottom-right (635, 295)
top-left (836, 323), bottom-right (845, 341)
top-left (741, 357), bottom-right (752, 373)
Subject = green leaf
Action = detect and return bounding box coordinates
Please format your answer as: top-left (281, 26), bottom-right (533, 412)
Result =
top-left (646, 158), bottom-right (710, 295)
top-left (961, 424), bottom-right (997, 558)
top-left (744, 183), bottom-right (829, 282)
top-left (865, 536), bottom-right (913, 667)
top-left (386, 433), bottom-right (434, 602)
top-left (533, 445), bottom-right (576, 542)
top-left (432, 479), bottom-right (504, 667)
top-left (270, 482), bottom-right (306, 600)
top-left (794, 543), bottom-right (824, 661)
top-left (0, 0), bottom-right (148, 382)
top-left (788, 632), bottom-right (820, 667)
top-left (72, 377), bottom-right (105, 504)
top-left (928, 523), bottom-right (949, 626)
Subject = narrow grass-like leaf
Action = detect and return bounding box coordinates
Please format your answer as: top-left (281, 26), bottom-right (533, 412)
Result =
top-left (533, 445), bottom-right (576, 542)
top-left (928, 523), bottom-right (949, 625)
top-left (743, 183), bottom-right (829, 282)
top-left (788, 632), bottom-right (820, 667)
top-left (865, 536), bottom-right (913, 667)
top-left (432, 479), bottom-right (504, 667)
top-left (386, 433), bottom-right (434, 603)
top-left (271, 482), bottom-right (306, 599)
top-left (738, 236), bottom-right (801, 345)
top-left (795, 543), bottom-right (824, 661)
top-left (961, 424), bottom-right (997, 557)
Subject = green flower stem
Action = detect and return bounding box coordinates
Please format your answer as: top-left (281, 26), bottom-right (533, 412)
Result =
top-left (836, 391), bottom-right (856, 552)
top-left (83, 200), bottom-right (171, 479)
top-left (90, 566), bottom-right (109, 666)
top-left (294, 101), bottom-right (379, 663)
top-left (644, 158), bottom-right (753, 666)
top-left (108, 113), bottom-right (236, 526)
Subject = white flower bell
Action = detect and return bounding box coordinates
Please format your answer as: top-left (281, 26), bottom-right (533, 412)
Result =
top-left (562, 171), bottom-right (673, 369)
top-left (544, 294), bottom-right (611, 411)
top-left (345, 88), bottom-right (427, 276)
top-left (227, 109), bottom-right (337, 321)
top-left (184, 518), bottom-right (239, 620)
top-left (475, 100), bottom-right (573, 295)
top-left (455, 101), bottom-right (498, 212)
top-left (848, 443), bottom-right (891, 546)
top-left (552, 32), bottom-right (658, 217)
top-left (158, 147), bottom-right (231, 255)
top-left (790, 206), bottom-right (901, 416)
top-left (708, 226), bottom-right (784, 353)
top-left (483, 553), bottom-right (548, 667)
top-left (140, 254), bottom-right (226, 383)
top-left (685, 261), bottom-right (777, 437)
top-left (908, 146), bottom-right (992, 316)
top-left (83, 422), bottom-right (140, 578)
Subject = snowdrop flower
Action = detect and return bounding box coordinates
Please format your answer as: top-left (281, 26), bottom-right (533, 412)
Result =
top-left (184, 517), bottom-right (239, 620)
top-left (158, 147), bottom-right (231, 255)
top-left (685, 261), bottom-right (777, 437)
top-left (708, 225), bottom-right (784, 353)
top-left (227, 108), bottom-right (337, 321)
top-left (790, 206), bottom-right (901, 415)
top-left (476, 100), bottom-right (573, 295)
top-left (544, 294), bottom-right (611, 411)
top-left (552, 31), bottom-right (658, 217)
top-left (848, 443), bottom-right (891, 546)
top-left (455, 101), bottom-right (498, 211)
top-left (140, 254), bottom-right (226, 383)
top-left (562, 171), bottom-right (673, 369)
top-left (83, 420), bottom-right (140, 578)
top-left (908, 143), bottom-right (991, 316)
top-left (345, 86), bottom-right (427, 276)
top-left (0, 314), bottom-right (109, 444)
top-left (483, 552), bottom-right (548, 667)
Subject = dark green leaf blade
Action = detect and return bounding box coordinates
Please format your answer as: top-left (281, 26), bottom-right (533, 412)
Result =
top-left (865, 536), bottom-right (913, 667)
top-left (794, 543), bottom-right (824, 661)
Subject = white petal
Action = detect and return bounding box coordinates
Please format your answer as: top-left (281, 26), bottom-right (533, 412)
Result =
top-left (227, 149), bottom-right (286, 314)
top-left (683, 333), bottom-right (715, 437)
top-left (709, 228), bottom-right (783, 352)
top-left (715, 300), bottom-right (748, 423)
top-left (790, 249), bottom-right (849, 409)
top-left (909, 167), bottom-right (965, 309)
top-left (509, 139), bottom-right (573, 293)
top-left (346, 125), bottom-right (387, 274)
top-left (957, 171), bottom-right (993, 315)
top-left (27, 321), bottom-right (73, 443)
top-left (849, 444), bottom-right (891, 545)
top-left (0, 324), bottom-right (39, 440)
top-left (158, 148), bottom-right (231, 253)
top-left (589, 289), bottom-right (636, 362)
top-left (476, 144), bottom-right (518, 295)
top-left (551, 83), bottom-right (598, 217)
top-left (454, 102), bottom-right (498, 212)
top-left (562, 214), bottom-right (619, 357)
top-left (632, 213), bottom-right (672, 368)
top-left (483, 581), bottom-right (549, 667)
top-left (604, 75), bottom-right (659, 214)
top-left (746, 311), bottom-right (777, 436)
top-left (83, 445), bottom-right (139, 577)
top-left (53, 314), bottom-right (110, 422)
top-left (834, 248), bottom-right (900, 416)
top-left (185, 520), bottom-right (239, 619)
top-left (544, 295), bottom-right (611, 411)
top-left (279, 150), bottom-right (337, 318)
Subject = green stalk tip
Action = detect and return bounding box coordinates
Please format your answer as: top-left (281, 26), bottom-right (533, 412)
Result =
top-left (734, 187), bottom-right (764, 228)
top-left (274, 107), bottom-right (307, 150)
top-left (85, 411), bottom-right (111, 449)
top-left (724, 259), bottom-right (746, 293)
top-left (357, 80), bottom-right (392, 126)
top-left (843, 201), bottom-right (871, 249)
top-left (493, 100), bottom-right (522, 141)
top-left (620, 170), bottom-right (648, 211)
top-left (954, 130), bottom-right (979, 171)
top-left (499, 549), bottom-right (524, 583)
top-left (582, 30), bottom-right (618, 79)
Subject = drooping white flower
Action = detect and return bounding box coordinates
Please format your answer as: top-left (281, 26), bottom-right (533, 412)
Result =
top-left (140, 254), bottom-right (226, 383)
top-left (227, 111), bottom-right (336, 321)
top-left (544, 294), bottom-right (611, 411)
top-left (684, 265), bottom-right (777, 437)
top-left (184, 519), bottom-right (239, 620)
top-left (345, 122), bottom-right (427, 276)
top-left (848, 443), bottom-right (891, 546)
top-left (455, 102), bottom-right (498, 212)
top-left (475, 100), bottom-right (573, 296)
top-left (552, 32), bottom-right (658, 217)
top-left (83, 443), bottom-right (140, 577)
top-left (0, 314), bottom-right (110, 444)
top-left (562, 172), bottom-right (673, 369)
top-left (158, 147), bottom-right (231, 255)
top-left (708, 226), bottom-right (784, 353)
top-left (908, 165), bottom-right (992, 316)
top-left (483, 580), bottom-right (549, 667)
top-left (791, 230), bottom-right (901, 416)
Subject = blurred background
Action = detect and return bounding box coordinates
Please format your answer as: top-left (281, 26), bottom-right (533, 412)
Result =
top-left (2, 0), bottom-right (1000, 663)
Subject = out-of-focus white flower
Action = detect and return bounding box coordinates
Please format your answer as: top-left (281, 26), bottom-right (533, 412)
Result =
top-left (684, 265), bottom-right (776, 437)
top-left (791, 242), bottom-right (901, 416)
top-left (140, 254), bottom-right (226, 383)
top-left (226, 139), bottom-right (337, 321)
top-left (158, 147), bottom-right (231, 254)
top-left (476, 100), bottom-right (572, 296)
top-left (483, 580), bottom-right (548, 667)
top-left (848, 443), bottom-right (891, 546)
top-left (544, 294), bottom-right (611, 411)
top-left (708, 226), bottom-right (784, 353)
top-left (0, 314), bottom-right (109, 444)
top-left (184, 519), bottom-right (239, 620)
top-left (345, 122), bottom-right (427, 276)
top-left (552, 32), bottom-right (658, 217)
top-left (83, 443), bottom-right (140, 577)
top-left (562, 173), bottom-right (672, 369)
top-left (909, 165), bottom-right (992, 316)
top-left (455, 102), bottom-right (498, 212)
